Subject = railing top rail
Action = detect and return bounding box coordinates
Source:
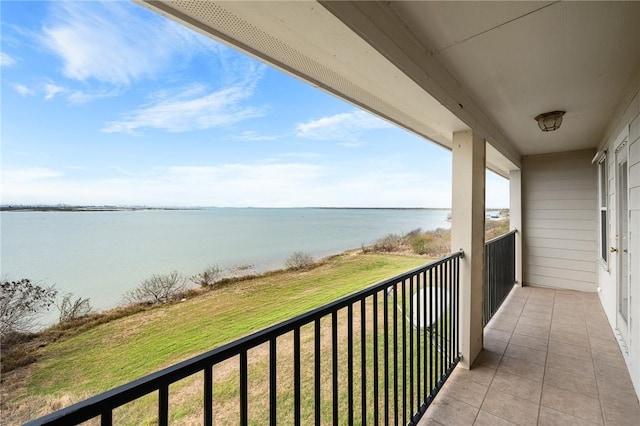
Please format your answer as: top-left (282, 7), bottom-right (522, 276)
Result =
top-left (26, 250), bottom-right (464, 425)
top-left (485, 229), bottom-right (517, 246)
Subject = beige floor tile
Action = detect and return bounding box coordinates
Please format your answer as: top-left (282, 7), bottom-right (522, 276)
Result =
top-left (598, 381), bottom-right (640, 426)
top-left (508, 333), bottom-right (548, 352)
top-left (592, 351), bottom-right (626, 370)
top-left (538, 406), bottom-right (602, 426)
top-left (519, 309), bottom-right (553, 321)
top-left (474, 410), bottom-right (518, 426)
top-left (547, 340), bottom-right (592, 360)
top-left (490, 370), bottom-right (542, 403)
top-left (487, 319), bottom-right (516, 334)
top-left (423, 394), bottom-right (478, 426)
top-left (481, 387), bottom-right (539, 426)
top-left (514, 323), bottom-right (550, 340)
top-left (474, 350), bottom-right (502, 369)
top-left (498, 356), bottom-right (545, 382)
top-left (484, 336), bottom-right (508, 355)
top-left (541, 383), bottom-right (604, 424)
top-left (516, 315), bottom-right (551, 328)
top-left (417, 415), bottom-right (447, 425)
top-left (545, 352), bottom-right (595, 378)
top-left (543, 366), bottom-right (597, 398)
top-left (441, 375), bottom-right (488, 408)
top-left (504, 342), bottom-right (547, 366)
top-left (549, 329), bottom-right (590, 348)
top-left (590, 338), bottom-right (623, 356)
top-left (451, 365), bottom-right (497, 387)
top-left (595, 362), bottom-right (635, 388)
top-left (597, 378), bottom-right (640, 409)
top-left (484, 328), bottom-right (512, 343)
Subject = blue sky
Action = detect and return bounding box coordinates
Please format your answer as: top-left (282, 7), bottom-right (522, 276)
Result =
top-left (1, 1), bottom-right (509, 208)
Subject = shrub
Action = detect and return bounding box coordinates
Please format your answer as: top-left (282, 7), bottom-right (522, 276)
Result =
top-left (372, 234), bottom-right (404, 252)
top-left (57, 293), bottom-right (92, 323)
top-left (0, 279), bottom-right (57, 338)
top-left (407, 228), bottom-right (451, 257)
top-left (124, 271), bottom-right (187, 305)
top-left (190, 265), bottom-right (223, 288)
top-left (285, 252), bottom-right (314, 270)
top-left (486, 218), bottom-right (510, 240)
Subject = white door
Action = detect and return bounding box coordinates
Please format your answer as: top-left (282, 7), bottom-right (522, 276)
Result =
top-left (616, 141), bottom-right (630, 349)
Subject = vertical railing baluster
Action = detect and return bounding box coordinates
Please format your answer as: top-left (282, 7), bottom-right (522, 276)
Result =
top-left (204, 367), bottom-right (213, 426)
top-left (101, 411), bottom-right (112, 426)
top-left (294, 328), bottom-right (301, 426)
top-left (159, 385), bottom-right (169, 426)
top-left (416, 273), bottom-right (421, 410)
top-left (314, 319), bottom-right (321, 426)
top-left (384, 286), bottom-right (389, 426)
top-left (361, 299), bottom-right (367, 426)
top-left (240, 351), bottom-right (248, 426)
top-left (409, 275), bottom-right (414, 420)
top-left (428, 267), bottom-right (434, 399)
top-left (332, 311), bottom-right (339, 426)
top-left (393, 283), bottom-right (398, 426)
top-left (373, 292), bottom-right (379, 426)
top-left (438, 263), bottom-right (444, 383)
top-left (347, 304), bottom-right (354, 426)
top-left (401, 278), bottom-right (407, 425)
top-left (270, 338), bottom-right (277, 426)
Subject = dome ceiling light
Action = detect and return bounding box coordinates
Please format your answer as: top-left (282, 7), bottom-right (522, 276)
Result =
top-left (535, 110), bottom-right (565, 132)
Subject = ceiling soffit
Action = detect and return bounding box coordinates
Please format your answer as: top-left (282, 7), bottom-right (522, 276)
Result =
top-left (387, 1), bottom-right (640, 156)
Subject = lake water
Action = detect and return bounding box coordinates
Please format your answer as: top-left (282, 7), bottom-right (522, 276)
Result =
top-left (1, 208), bottom-right (450, 324)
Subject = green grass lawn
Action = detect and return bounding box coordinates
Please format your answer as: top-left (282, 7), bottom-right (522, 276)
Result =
top-left (6, 253), bottom-right (429, 423)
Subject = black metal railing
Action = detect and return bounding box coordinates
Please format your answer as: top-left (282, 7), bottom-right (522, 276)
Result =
top-left (484, 230), bottom-right (517, 326)
top-left (26, 252), bottom-right (462, 426)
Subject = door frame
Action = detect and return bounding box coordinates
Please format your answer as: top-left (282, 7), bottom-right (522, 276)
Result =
top-left (614, 135), bottom-right (630, 352)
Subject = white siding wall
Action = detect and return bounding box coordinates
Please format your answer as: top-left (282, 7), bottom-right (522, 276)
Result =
top-left (630, 107), bottom-right (640, 398)
top-left (522, 150), bottom-right (597, 292)
top-left (597, 87), bottom-right (640, 398)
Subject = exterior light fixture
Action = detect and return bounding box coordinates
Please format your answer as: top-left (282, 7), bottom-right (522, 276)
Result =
top-left (535, 110), bottom-right (565, 132)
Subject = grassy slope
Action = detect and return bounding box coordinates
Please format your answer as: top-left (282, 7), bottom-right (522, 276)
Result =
top-left (21, 253), bottom-right (427, 402)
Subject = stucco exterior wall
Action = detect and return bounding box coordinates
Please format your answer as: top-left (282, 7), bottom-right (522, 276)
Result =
top-left (521, 150), bottom-right (598, 292)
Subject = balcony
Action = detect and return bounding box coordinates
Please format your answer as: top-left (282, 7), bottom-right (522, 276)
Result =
top-left (420, 286), bottom-right (640, 426)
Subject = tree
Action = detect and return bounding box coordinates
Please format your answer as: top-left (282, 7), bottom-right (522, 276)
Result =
top-left (189, 265), bottom-right (223, 288)
top-left (0, 279), bottom-right (57, 338)
top-left (57, 293), bottom-right (92, 323)
top-left (124, 271), bottom-right (187, 305)
top-left (285, 252), bottom-right (314, 270)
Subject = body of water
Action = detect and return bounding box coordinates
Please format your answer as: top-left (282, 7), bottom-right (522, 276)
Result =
top-left (1, 208), bottom-right (450, 324)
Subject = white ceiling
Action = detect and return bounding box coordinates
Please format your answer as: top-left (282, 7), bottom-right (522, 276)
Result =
top-left (139, 1), bottom-right (640, 173)
top-left (390, 1), bottom-right (640, 156)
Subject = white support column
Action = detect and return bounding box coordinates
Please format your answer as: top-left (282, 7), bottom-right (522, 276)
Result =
top-left (451, 130), bottom-right (486, 370)
top-left (509, 170), bottom-right (523, 287)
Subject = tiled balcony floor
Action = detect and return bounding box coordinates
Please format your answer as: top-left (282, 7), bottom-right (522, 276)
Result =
top-left (419, 286), bottom-right (640, 426)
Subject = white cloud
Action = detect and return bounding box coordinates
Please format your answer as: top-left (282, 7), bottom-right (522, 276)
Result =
top-left (1, 52), bottom-right (16, 67)
top-left (232, 131), bottom-right (279, 141)
top-left (44, 83), bottom-right (65, 100)
top-left (12, 84), bottom-right (34, 97)
top-left (296, 109), bottom-right (392, 140)
top-left (40, 1), bottom-right (221, 85)
top-left (102, 77), bottom-right (266, 133)
top-left (2, 167), bottom-right (64, 184)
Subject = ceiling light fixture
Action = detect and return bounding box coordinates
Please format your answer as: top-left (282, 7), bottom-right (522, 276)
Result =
top-left (535, 110), bottom-right (565, 132)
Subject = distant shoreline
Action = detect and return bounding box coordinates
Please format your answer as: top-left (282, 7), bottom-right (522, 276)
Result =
top-left (0, 205), bottom-right (457, 212)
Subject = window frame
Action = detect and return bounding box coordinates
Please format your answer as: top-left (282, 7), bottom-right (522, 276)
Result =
top-left (597, 154), bottom-right (608, 267)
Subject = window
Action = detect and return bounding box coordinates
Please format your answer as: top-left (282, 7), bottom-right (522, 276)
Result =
top-left (598, 155), bottom-right (608, 264)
